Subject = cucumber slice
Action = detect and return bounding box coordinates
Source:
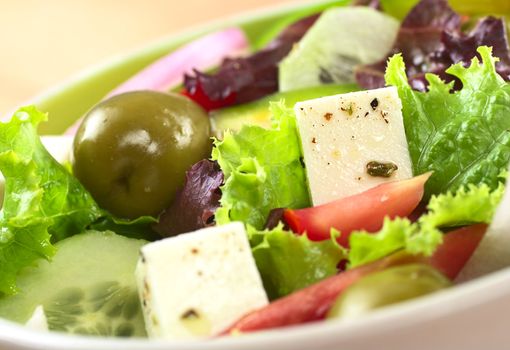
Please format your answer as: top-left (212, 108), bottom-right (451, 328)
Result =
top-left (0, 231), bottom-right (147, 337)
top-left (278, 7), bottom-right (399, 91)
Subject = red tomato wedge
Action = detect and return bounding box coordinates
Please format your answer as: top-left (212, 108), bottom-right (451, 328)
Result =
top-left (222, 252), bottom-right (422, 335)
top-left (427, 223), bottom-right (487, 280)
top-left (283, 173), bottom-right (431, 247)
top-left (222, 224), bottom-right (485, 335)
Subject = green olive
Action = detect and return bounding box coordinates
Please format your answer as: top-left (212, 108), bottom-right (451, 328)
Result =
top-left (327, 264), bottom-right (451, 320)
top-left (72, 91), bottom-right (211, 219)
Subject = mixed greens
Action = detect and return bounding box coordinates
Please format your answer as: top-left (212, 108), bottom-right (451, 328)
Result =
top-left (212, 102), bottom-right (310, 229)
top-left (387, 47), bottom-right (510, 197)
top-left (357, 0), bottom-right (510, 90)
top-left (0, 0), bottom-right (509, 340)
top-left (0, 107), bottom-right (102, 295)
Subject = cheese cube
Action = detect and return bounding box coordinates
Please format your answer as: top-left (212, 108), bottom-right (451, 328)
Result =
top-left (136, 222), bottom-right (268, 339)
top-left (295, 86), bottom-right (413, 205)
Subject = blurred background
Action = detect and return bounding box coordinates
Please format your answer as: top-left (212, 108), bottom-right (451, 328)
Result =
top-left (0, 0), bottom-right (297, 114)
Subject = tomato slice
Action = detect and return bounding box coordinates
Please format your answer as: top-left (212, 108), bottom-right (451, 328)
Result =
top-left (283, 173), bottom-right (431, 247)
top-left (222, 252), bottom-right (420, 335)
top-left (427, 224), bottom-right (487, 280)
top-left (222, 224), bottom-right (486, 335)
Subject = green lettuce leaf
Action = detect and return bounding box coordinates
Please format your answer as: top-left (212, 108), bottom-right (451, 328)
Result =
top-left (89, 215), bottom-right (159, 241)
top-left (213, 102), bottom-right (345, 299)
top-left (348, 181), bottom-right (505, 268)
top-left (249, 225), bottom-right (345, 299)
top-left (386, 46), bottom-right (510, 198)
top-left (348, 217), bottom-right (421, 270)
top-left (0, 107), bottom-right (103, 294)
top-left (421, 182), bottom-right (505, 230)
top-left (212, 102), bottom-right (310, 229)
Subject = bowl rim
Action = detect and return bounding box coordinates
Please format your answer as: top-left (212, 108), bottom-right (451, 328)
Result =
top-left (24, 0), bottom-right (343, 134)
top-left (1, 264), bottom-right (510, 349)
top-left (3, 0), bottom-right (510, 349)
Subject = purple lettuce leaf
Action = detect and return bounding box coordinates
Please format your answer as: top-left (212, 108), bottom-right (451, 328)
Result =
top-left (400, 0), bottom-right (459, 30)
top-left (153, 160), bottom-right (223, 237)
top-left (183, 15), bottom-right (318, 110)
top-left (264, 208), bottom-right (287, 230)
top-left (355, 0), bottom-right (510, 91)
top-left (440, 17), bottom-right (510, 80)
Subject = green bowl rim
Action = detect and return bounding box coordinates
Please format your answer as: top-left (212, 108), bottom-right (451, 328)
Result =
top-left (26, 0), bottom-right (341, 134)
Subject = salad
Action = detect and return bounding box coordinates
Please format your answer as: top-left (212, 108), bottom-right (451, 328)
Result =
top-left (0, 0), bottom-right (509, 341)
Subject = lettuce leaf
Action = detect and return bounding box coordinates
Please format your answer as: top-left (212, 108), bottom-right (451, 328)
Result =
top-left (90, 215), bottom-right (159, 241)
top-left (386, 46), bottom-right (510, 197)
top-left (212, 102), bottom-right (310, 229)
top-left (357, 0), bottom-right (510, 91)
top-left (0, 107), bottom-right (103, 294)
top-left (184, 15), bottom-right (319, 110)
top-left (249, 225), bottom-right (345, 299)
top-left (153, 159), bottom-right (223, 237)
top-left (348, 217), bottom-right (421, 270)
top-left (422, 182), bottom-right (505, 230)
top-left (349, 181), bottom-right (505, 268)
top-left (212, 102), bottom-right (345, 298)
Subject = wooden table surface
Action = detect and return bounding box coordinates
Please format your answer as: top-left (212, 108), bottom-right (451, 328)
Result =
top-left (0, 0), bottom-right (298, 115)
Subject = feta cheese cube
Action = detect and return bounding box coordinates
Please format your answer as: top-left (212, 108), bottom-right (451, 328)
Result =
top-left (295, 86), bottom-right (413, 205)
top-left (136, 222), bottom-right (268, 339)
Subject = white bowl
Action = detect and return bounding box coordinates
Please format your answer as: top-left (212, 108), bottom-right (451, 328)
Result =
top-left (1, 267), bottom-right (510, 350)
top-left (4, 0), bottom-right (510, 349)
